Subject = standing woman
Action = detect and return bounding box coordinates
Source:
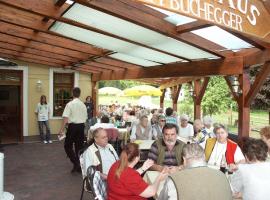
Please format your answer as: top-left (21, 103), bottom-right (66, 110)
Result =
top-left (85, 96), bottom-right (94, 127)
top-left (107, 143), bottom-right (168, 200)
top-left (35, 95), bottom-right (52, 144)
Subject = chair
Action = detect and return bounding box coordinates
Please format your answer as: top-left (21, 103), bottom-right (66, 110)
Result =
top-left (79, 164), bottom-right (107, 200)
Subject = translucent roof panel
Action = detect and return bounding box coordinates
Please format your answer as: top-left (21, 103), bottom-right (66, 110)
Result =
top-left (147, 5), bottom-right (197, 25)
top-left (109, 53), bottom-right (161, 67)
top-left (57, 3), bottom-right (218, 60)
top-left (192, 26), bottom-right (253, 51)
top-left (50, 22), bottom-right (182, 65)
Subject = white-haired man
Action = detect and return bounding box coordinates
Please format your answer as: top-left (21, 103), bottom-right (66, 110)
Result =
top-left (159, 143), bottom-right (233, 200)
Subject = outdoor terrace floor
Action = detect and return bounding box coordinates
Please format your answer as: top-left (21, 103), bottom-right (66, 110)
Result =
top-left (4, 141), bottom-right (92, 200)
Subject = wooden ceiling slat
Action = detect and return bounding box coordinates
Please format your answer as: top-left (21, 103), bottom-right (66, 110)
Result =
top-left (0, 41), bottom-right (75, 63)
top-left (55, 0), bottom-right (68, 7)
top-left (0, 2), bottom-right (106, 56)
top-left (176, 21), bottom-right (211, 34)
top-left (85, 62), bottom-right (126, 71)
top-left (0, 53), bottom-right (62, 67)
top-left (95, 57), bottom-right (141, 69)
top-left (0, 32), bottom-right (89, 59)
top-left (0, 1), bottom-right (190, 61)
top-left (0, 48), bottom-right (68, 66)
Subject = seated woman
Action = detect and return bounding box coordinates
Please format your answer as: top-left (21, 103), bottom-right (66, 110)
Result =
top-left (130, 115), bottom-right (152, 141)
top-left (107, 143), bottom-right (168, 200)
top-left (230, 138), bottom-right (270, 200)
top-left (260, 126), bottom-right (270, 161)
top-left (178, 114), bottom-right (194, 139)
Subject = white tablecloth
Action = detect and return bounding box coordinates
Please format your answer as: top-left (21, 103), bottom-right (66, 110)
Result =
top-left (134, 140), bottom-right (155, 150)
top-left (143, 171), bottom-right (166, 199)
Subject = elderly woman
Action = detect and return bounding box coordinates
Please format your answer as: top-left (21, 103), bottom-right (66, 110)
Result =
top-left (260, 126), bottom-right (270, 160)
top-left (230, 138), bottom-right (270, 200)
top-left (203, 116), bottom-right (215, 137)
top-left (178, 114), bottom-right (194, 139)
top-left (107, 143), bottom-right (168, 200)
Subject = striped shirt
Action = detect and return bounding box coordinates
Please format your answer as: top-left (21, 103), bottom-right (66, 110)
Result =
top-left (148, 140), bottom-right (181, 166)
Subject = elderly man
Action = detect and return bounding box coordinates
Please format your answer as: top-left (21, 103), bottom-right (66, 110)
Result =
top-left (82, 128), bottom-right (118, 179)
top-left (152, 115), bottom-right (166, 140)
top-left (203, 116), bottom-right (215, 137)
top-left (205, 124), bottom-right (245, 168)
top-left (159, 143), bottom-right (233, 200)
top-left (148, 123), bottom-right (185, 173)
top-left (193, 119), bottom-right (210, 148)
top-left (178, 114), bottom-right (194, 139)
top-left (130, 115), bottom-right (152, 141)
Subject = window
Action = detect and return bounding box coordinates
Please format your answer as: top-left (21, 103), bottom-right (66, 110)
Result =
top-left (53, 73), bottom-right (74, 117)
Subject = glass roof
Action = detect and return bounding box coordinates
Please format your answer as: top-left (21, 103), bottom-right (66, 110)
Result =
top-left (50, 22), bottom-right (183, 65)
top-left (147, 5), bottom-right (197, 25)
top-left (109, 53), bottom-right (161, 67)
top-left (192, 26), bottom-right (253, 51)
top-left (50, 3), bottom-right (219, 63)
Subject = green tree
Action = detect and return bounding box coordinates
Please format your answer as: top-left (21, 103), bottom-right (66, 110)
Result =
top-left (202, 76), bottom-right (236, 116)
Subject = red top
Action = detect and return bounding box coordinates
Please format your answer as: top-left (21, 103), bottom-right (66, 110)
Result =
top-left (225, 139), bottom-right (237, 164)
top-left (107, 161), bottom-right (149, 200)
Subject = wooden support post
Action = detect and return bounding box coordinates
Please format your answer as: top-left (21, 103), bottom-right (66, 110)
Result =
top-left (91, 81), bottom-right (98, 117)
top-left (171, 85), bottom-right (181, 111)
top-left (160, 89), bottom-right (166, 109)
top-left (193, 78), bottom-right (210, 120)
top-left (238, 73), bottom-right (251, 138)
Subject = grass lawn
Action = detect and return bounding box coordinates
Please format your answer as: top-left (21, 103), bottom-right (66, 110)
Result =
top-left (99, 95), bottom-right (269, 138)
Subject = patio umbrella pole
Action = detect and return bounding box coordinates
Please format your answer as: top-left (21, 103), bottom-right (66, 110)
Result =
top-left (0, 153), bottom-right (14, 200)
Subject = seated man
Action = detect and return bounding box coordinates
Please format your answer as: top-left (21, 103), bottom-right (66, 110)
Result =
top-left (82, 128), bottom-right (118, 179)
top-left (205, 124), bottom-right (245, 168)
top-left (165, 107), bottom-right (178, 125)
top-left (130, 115), bottom-right (152, 141)
top-left (193, 119), bottom-right (209, 148)
top-left (152, 115), bottom-right (166, 140)
top-left (90, 115), bottom-right (115, 131)
top-left (148, 123), bottom-right (185, 173)
top-left (203, 116), bottom-right (215, 137)
top-left (159, 143), bottom-right (233, 200)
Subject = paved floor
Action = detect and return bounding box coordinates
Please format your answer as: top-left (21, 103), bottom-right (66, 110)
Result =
top-left (3, 141), bottom-right (93, 200)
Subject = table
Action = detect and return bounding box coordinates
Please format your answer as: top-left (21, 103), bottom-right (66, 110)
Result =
top-left (134, 140), bottom-right (155, 150)
top-left (143, 171), bottom-right (166, 199)
top-left (177, 136), bottom-right (193, 144)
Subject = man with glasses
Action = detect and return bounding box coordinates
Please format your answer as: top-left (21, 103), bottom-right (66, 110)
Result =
top-left (152, 115), bottom-right (166, 140)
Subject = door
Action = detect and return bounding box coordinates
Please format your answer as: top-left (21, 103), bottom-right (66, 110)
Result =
top-left (0, 70), bottom-right (22, 144)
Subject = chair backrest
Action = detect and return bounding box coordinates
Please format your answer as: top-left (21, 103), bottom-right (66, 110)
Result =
top-left (105, 128), bottom-right (119, 141)
top-left (86, 166), bottom-right (107, 200)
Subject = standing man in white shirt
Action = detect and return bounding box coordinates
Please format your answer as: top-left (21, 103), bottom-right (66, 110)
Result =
top-left (58, 87), bottom-right (87, 173)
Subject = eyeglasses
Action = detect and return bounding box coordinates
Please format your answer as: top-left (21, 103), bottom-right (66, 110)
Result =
top-left (160, 120), bottom-right (166, 122)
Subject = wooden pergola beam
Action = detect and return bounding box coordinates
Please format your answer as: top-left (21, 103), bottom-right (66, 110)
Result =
top-left (224, 76), bottom-right (240, 102)
top-left (55, 0), bottom-right (67, 7)
top-left (93, 57), bottom-right (244, 81)
top-left (245, 62), bottom-right (270, 106)
top-left (195, 77), bottom-right (210, 104)
top-left (160, 77), bottom-right (201, 89)
top-left (244, 49), bottom-right (270, 67)
top-left (176, 21), bottom-right (211, 34)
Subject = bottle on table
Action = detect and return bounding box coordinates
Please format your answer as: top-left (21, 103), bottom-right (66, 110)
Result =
top-left (220, 154), bottom-right (227, 174)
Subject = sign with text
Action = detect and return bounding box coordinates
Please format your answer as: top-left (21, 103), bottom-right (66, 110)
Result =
top-left (135, 0), bottom-right (270, 42)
